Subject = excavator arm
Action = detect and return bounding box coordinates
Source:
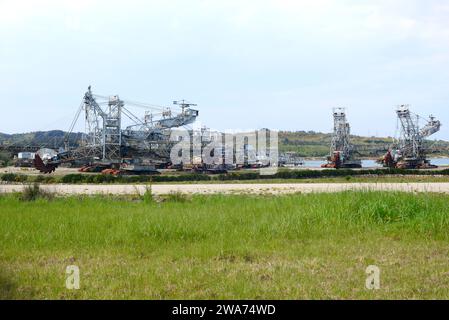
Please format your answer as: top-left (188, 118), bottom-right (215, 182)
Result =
top-left (420, 116), bottom-right (441, 138)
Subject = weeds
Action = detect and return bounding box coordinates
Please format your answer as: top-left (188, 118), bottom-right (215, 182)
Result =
top-left (19, 183), bottom-right (53, 201)
top-left (163, 191), bottom-right (189, 203)
top-left (142, 184), bottom-right (154, 204)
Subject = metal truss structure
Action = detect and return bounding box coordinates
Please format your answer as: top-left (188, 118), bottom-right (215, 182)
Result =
top-left (322, 108), bottom-right (361, 168)
top-left (382, 105), bottom-right (441, 169)
top-left (34, 86), bottom-right (199, 173)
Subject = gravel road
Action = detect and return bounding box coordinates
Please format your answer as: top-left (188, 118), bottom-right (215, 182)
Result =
top-left (2, 183), bottom-right (449, 195)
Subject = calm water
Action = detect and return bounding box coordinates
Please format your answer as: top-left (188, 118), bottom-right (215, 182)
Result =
top-left (300, 158), bottom-right (449, 168)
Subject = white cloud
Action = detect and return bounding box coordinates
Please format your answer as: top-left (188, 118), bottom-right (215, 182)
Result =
top-left (1, 0), bottom-right (449, 136)
top-left (1, 0), bottom-right (448, 44)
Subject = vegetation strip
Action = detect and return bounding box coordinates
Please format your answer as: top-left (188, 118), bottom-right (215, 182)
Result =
top-left (3, 168), bottom-right (449, 184)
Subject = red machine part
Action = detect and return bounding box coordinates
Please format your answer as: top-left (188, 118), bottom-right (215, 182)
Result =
top-left (33, 154), bottom-right (58, 174)
top-left (321, 152), bottom-right (341, 169)
top-left (383, 150), bottom-right (396, 168)
top-left (101, 168), bottom-right (121, 176)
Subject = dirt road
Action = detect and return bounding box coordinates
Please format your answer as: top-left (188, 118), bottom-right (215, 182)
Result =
top-left (2, 183), bottom-right (449, 195)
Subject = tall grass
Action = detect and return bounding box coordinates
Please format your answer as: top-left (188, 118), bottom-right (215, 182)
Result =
top-left (1, 191), bottom-right (448, 251)
top-left (140, 184), bottom-right (153, 204)
top-left (19, 183), bottom-right (53, 201)
top-left (1, 191), bottom-right (449, 299)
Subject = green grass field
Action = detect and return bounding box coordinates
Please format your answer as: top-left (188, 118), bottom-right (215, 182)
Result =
top-left (1, 191), bottom-right (449, 299)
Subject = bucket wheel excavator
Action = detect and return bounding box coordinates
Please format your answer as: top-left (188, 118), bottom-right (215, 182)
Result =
top-left (34, 86), bottom-right (199, 173)
top-left (379, 105), bottom-right (441, 169)
top-left (322, 108), bottom-right (362, 169)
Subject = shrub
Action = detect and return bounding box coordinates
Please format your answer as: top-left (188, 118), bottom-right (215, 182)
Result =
top-left (0, 173), bottom-right (28, 183)
top-left (92, 174), bottom-right (116, 184)
top-left (61, 174), bottom-right (86, 184)
top-left (20, 183), bottom-right (53, 201)
top-left (0, 151), bottom-right (12, 167)
top-left (44, 167), bottom-right (449, 185)
top-left (15, 175), bottom-right (28, 183)
top-left (164, 191), bottom-right (189, 203)
top-left (83, 175), bottom-right (97, 183)
top-left (1, 173), bottom-right (18, 182)
top-left (34, 175), bottom-right (46, 183)
top-left (34, 175), bottom-right (56, 184)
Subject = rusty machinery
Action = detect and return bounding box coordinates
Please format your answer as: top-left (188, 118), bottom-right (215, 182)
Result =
top-left (34, 86), bottom-right (199, 173)
top-left (379, 105), bottom-right (441, 169)
top-left (322, 108), bottom-right (362, 169)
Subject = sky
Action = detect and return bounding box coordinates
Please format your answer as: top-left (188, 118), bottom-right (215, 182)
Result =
top-left (1, 0), bottom-right (449, 139)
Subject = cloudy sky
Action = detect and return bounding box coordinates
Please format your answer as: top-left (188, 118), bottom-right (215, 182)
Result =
top-left (1, 0), bottom-right (449, 139)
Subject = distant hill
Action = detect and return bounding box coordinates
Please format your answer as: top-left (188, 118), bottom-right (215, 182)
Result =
top-left (0, 130), bottom-right (448, 158)
top-left (0, 130), bottom-right (83, 149)
top-left (278, 130), bottom-right (449, 158)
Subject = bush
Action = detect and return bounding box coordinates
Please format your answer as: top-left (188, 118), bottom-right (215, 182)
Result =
top-left (19, 167), bottom-right (449, 185)
top-left (34, 175), bottom-right (56, 184)
top-left (0, 173), bottom-right (28, 183)
top-left (1, 173), bottom-right (18, 182)
top-left (0, 151), bottom-right (12, 167)
top-left (163, 191), bottom-right (189, 203)
top-left (61, 174), bottom-right (86, 184)
top-left (92, 174), bottom-right (117, 184)
top-left (125, 176), bottom-right (152, 183)
top-left (15, 175), bottom-right (29, 183)
top-left (151, 173), bottom-right (210, 183)
top-left (34, 175), bottom-right (46, 183)
top-left (20, 183), bottom-right (53, 201)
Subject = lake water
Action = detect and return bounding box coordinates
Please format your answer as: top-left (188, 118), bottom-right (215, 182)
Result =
top-left (300, 158), bottom-right (449, 168)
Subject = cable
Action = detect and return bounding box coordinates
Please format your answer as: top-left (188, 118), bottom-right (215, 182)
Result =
top-left (64, 100), bottom-right (84, 148)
